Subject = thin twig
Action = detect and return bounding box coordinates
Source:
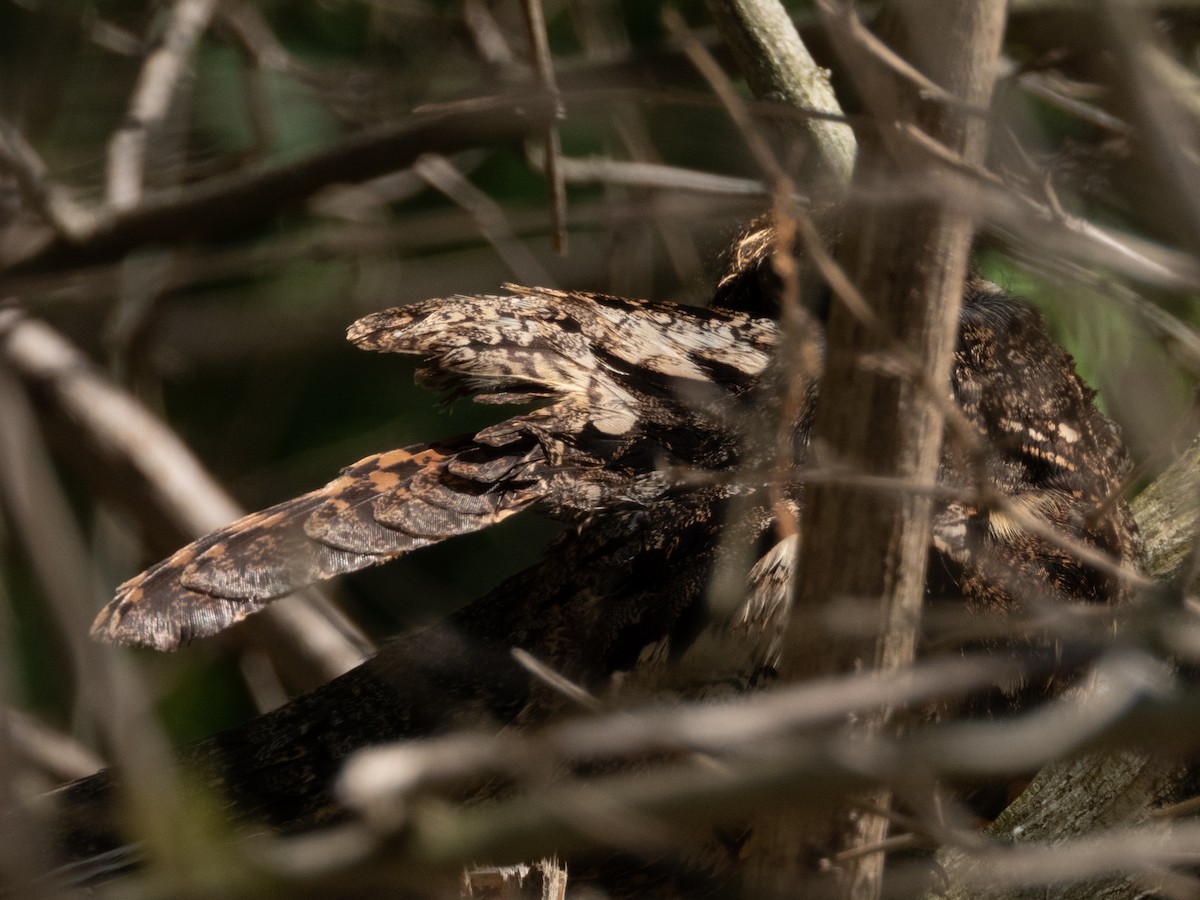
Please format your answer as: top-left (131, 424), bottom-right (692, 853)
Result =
top-left (831, 831), bottom-right (927, 862)
top-left (5, 91), bottom-right (562, 273)
top-left (0, 117), bottom-right (98, 241)
top-left (1013, 69), bottom-right (1133, 136)
top-left (510, 648), bottom-right (603, 713)
top-left (215, 1), bottom-right (296, 73)
top-left (663, 10), bottom-right (790, 185)
top-left (413, 153), bottom-right (556, 287)
top-left (519, 0), bottom-right (568, 254)
top-left (106, 0), bottom-right (219, 210)
top-left (2, 708), bottom-right (104, 781)
top-left (530, 152), bottom-right (787, 198)
top-left (463, 0), bottom-right (518, 67)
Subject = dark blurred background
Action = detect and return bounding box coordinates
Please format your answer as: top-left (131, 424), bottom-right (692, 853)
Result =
top-left (1, 0), bottom-right (1197, 766)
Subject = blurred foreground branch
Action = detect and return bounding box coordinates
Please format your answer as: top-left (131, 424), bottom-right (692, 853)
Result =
top-left (295, 651), bottom-right (1193, 895)
top-left (3, 91), bottom-right (560, 274)
top-left (0, 309), bottom-right (371, 688)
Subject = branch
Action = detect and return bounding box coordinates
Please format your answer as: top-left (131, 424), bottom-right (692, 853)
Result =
top-left (2, 708), bottom-right (104, 783)
top-left (106, 0), bottom-right (218, 210)
top-left (1133, 436), bottom-right (1200, 582)
top-left (3, 91), bottom-right (561, 274)
top-left (518, 0), bottom-right (568, 254)
top-left (0, 118), bottom-right (98, 242)
top-left (0, 310), bottom-right (372, 688)
top-left (703, 0), bottom-right (856, 189)
top-left (262, 652), bottom-right (1190, 893)
top-left (412, 153), bottom-right (556, 287)
top-left (785, 3), bottom-right (1007, 894)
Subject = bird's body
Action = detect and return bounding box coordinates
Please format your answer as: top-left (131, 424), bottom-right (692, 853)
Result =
top-left (54, 249), bottom-right (1140, 888)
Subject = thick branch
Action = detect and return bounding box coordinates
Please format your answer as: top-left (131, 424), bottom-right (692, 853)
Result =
top-left (780, 2), bottom-right (1007, 894)
top-left (1131, 436), bottom-right (1200, 580)
top-left (704, 0), bottom-right (856, 188)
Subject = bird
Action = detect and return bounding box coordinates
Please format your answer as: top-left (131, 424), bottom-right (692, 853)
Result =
top-left (52, 229), bottom-right (1141, 892)
top-left (89, 282), bottom-right (779, 652)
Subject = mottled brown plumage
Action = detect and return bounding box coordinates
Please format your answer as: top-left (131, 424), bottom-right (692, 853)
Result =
top-left (93, 286), bottom-right (776, 650)
top-left (56, 236), bottom-right (1140, 890)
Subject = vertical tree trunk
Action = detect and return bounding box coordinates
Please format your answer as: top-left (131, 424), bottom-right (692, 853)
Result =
top-left (748, 3), bottom-right (1008, 896)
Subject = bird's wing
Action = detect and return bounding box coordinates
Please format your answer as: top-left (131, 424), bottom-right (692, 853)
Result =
top-left (92, 290), bottom-right (779, 651)
top-left (349, 287), bottom-right (776, 446)
top-left (91, 441), bottom-right (545, 650)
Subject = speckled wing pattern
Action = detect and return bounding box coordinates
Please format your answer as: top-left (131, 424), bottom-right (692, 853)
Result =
top-left (91, 288), bottom-right (777, 651)
top-left (61, 236), bottom-right (1147, 886)
top-left (91, 444), bottom-right (533, 650)
top-left (929, 281), bottom-right (1140, 627)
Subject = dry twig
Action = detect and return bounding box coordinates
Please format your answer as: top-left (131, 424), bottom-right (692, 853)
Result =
top-left (106, 0), bottom-right (219, 210)
top-left (0, 310), bottom-right (371, 687)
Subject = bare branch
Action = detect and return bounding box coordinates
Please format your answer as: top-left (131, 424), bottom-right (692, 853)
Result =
top-left (0, 310), bottom-right (372, 687)
top-left (2, 709), bottom-right (103, 782)
top-left (215, 1), bottom-right (297, 74)
top-left (106, 0), bottom-right (218, 210)
top-left (792, 3), bottom-right (1008, 894)
top-left (413, 153), bottom-right (556, 287)
top-left (519, 0), bottom-right (568, 254)
top-left (533, 153), bottom-right (786, 198)
top-left (4, 91), bottom-right (561, 273)
top-left (1133, 435), bottom-right (1200, 582)
top-left (704, 0), bottom-right (856, 188)
top-left (0, 118), bottom-right (98, 242)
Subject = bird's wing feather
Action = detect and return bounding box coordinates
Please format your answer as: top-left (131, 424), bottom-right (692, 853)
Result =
top-left (93, 291), bottom-right (775, 651)
top-left (90, 442), bottom-right (544, 650)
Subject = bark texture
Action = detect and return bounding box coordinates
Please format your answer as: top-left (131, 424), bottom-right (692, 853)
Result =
top-left (758, 3), bottom-right (1009, 896)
